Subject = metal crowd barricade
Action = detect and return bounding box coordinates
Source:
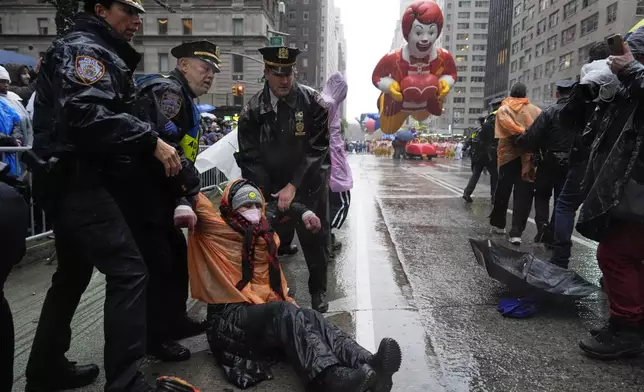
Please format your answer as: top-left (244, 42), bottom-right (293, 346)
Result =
top-left (0, 145), bottom-right (229, 243)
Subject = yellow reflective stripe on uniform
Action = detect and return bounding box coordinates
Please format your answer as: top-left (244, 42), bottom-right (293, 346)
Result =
top-left (492, 110), bottom-right (498, 115)
top-left (630, 18), bottom-right (644, 34)
top-left (180, 134), bottom-right (199, 163)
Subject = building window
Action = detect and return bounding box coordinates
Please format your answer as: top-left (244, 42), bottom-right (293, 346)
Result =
top-left (233, 18), bottom-right (243, 36)
top-left (473, 55), bottom-right (486, 62)
top-left (547, 35), bottom-right (557, 52)
top-left (535, 42), bottom-right (545, 57)
top-left (582, 0), bottom-right (597, 8)
top-left (475, 1), bottom-right (489, 7)
top-left (527, 5), bottom-right (536, 20)
top-left (471, 87), bottom-right (484, 93)
top-left (472, 65), bottom-right (485, 72)
top-left (157, 18), bottom-right (168, 35)
top-left (638, 0), bottom-right (644, 15)
top-left (509, 79), bottom-right (516, 87)
top-left (37, 18), bottom-right (48, 36)
top-left (513, 23), bottom-right (521, 36)
top-left (578, 43), bottom-right (594, 63)
top-left (288, 11), bottom-right (296, 20)
top-left (458, 12), bottom-right (470, 19)
top-left (519, 56), bottom-right (526, 70)
top-left (510, 41), bottom-right (518, 55)
top-left (233, 54), bottom-right (244, 74)
top-left (473, 33), bottom-right (487, 40)
top-left (511, 61), bottom-right (518, 72)
top-left (580, 13), bottom-right (598, 36)
top-left (0, 18), bottom-right (3, 34)
top-left (455, 55), bottom-right (468, 62)
top-left (545, 59), bottom-right (555, 75)
top-left (533, 64), bottom-right (543, 80)
top-left (234, 95), bottom-right (244, 107)
top-left (563, 0), bottom-right (577, 19)
top-left (473, 44), bottom-right (486, 51)
top-left (474, 23), bottom-right (488, 29)
top-left (457, 76), bottom-right (467, 82)
top-left (537, 19), bottom-right (546, 35)
top-left (548, 10), bottom-right (559, 27)
top-left (560, 52), bottom-right (574, 69)
top-left (182, 18), bottom-right (192, 35)
top-left (303, 43), bottom-right (309, 52)
top-left (520, 37), bottom-right (526, 50)
top-left (158, 53), bottom-right (169, 73)
top-left (525, 27), bottom-right (534, 42)
top-left (469, 108), bottom-right (484, 114)
top-left (456, 44), bottom-right (470, 52)
top-left (561, 25), bottom-right (576, 45)
top-left (539, 0), bottom-right (548, 11)
top-left (447, 14), bottom-right (452, 21)
top-left (514, 4), bottom-right (522, 17)
top-left (303, 11), bottom-right (309, 20)
top-left (525, 48), bottom-right (533, 63)
top-left (302, 57), bottom-right (308, 67)
top-left (606, 3), bottom-right (618, 24)
top-left (522, 17), bottom-right (529, 30)
top-left (458, 1), bottom-right (471, 6)
top-left (474, 12), bottom-right (488, 19)
top-left (454, 87), bottom-right (466, 94)
top-left (303, 27), bottom-right (309, 36)
top-left (457, 33), bottom-right (469, 40)
top-left (456, 65), bottom-right (468, 72)
top-left (457, 23), bottom-right (470, 29)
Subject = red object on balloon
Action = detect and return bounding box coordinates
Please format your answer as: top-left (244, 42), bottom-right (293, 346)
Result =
top-left (400, 74), bottom-right (439, 103)
top-left (365, 118), bottom-right (377, 132)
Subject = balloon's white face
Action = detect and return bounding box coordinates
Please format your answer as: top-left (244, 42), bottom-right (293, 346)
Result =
top-left (408, 20), bottom-right (439, 58)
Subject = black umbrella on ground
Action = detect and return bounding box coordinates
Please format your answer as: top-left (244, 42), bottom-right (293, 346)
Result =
top-left (469, 239), bottom-right (599, 299)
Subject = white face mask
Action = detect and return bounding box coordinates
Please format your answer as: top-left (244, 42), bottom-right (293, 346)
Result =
top-left (240, 208), bottom-right (261, 224)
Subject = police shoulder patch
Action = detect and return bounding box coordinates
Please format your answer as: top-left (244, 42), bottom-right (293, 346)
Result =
top-left (75, 56), bottom-right (106, 85)
top-left (159, 91), bottom-right (183, 119)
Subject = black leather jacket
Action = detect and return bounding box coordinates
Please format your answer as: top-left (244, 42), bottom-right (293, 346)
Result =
top-left (32, 13), bottom-right (157, 182)
top-left (516, 97), bottom-right (575, 154)
top-left (236, 82), bottom-right (330, 198)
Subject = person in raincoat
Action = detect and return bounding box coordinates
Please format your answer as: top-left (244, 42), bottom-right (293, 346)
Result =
top-left (321, 72), bottom-right (353, 253)
top-left (188, 180), bottom-right (402, 392)
top-left (4, 62), bottom-right (38, 104)
top-left (576, 27), bottom-right (644, 360)
top-left (0, 67), bottom-right (22, 176)
top-left (489, 83), bottom-right (542, 246)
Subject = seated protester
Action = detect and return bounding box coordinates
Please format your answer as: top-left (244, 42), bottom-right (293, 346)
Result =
top-left (187, 180), bottom-right (402, 392)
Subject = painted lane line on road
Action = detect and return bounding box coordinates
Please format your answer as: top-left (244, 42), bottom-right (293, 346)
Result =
top-left (404, 167), bottom-right (598, 250)
top-left (378, 194), bottom-right (464, 199)
top-left (354, 175), bottom-right (376, 353)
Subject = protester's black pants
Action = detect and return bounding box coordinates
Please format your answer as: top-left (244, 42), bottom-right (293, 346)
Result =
top-left (274, 187), bottom-right (330, 295)
top-left (490, 157), bottom-right (534, 238)
top-left (464, 158), bottom-right (498, 198)
top-left (0, 182), bottom-right (28, 392)
top-left (26, 187), bottom-right (148, 391)
top-left (534, 155), bottom-right (568, 234)
top-left (209, 302), bottom-right (373, 383)
top-left (330, 190), bottom-right (351, 230)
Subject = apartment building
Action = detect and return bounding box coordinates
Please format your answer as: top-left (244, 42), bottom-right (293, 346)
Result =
top-left (0, 0), bottom-right (286, 112)
top-left (484, 0), bottom-right (514, 107)
top-left (284, 0), bottom-right (323, 89)
top-left (508, 0), bottom-right (641, 107)
top-left (434, 0), bottom-right (491, 134)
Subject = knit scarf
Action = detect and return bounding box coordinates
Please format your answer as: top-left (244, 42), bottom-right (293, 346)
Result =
top-left (220, 200), bottom-right (284, 300)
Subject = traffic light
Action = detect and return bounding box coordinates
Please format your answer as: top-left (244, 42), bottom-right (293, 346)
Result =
top-left (236, 85), bottom-right (245, 96)
top-left (232, 85), bottom-right (238, 96)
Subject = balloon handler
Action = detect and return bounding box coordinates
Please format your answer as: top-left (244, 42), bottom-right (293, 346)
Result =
top-left (372, 0), bottom-right (457, 134)
top-left (187, 180), bottom-right (402, 392)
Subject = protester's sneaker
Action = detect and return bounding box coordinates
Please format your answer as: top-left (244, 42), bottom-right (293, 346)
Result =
top-left (490, 226), bottom-right (506, 235)
top-left (370, 338), bottom-right (403, 392)
top-left (278, 244), bottom-right (299, 256)
top-left (148, 341), bottom-right (191, 362)
top-left (509, 237), bottom-right (522, 246)
top-left (462, 193), bottom-right (473, 203)
top-left (318, 364), bottom-right (377, 392)
top-left (25, 362), bottom-right (99, 391)
top-left (312, 292), bottom-right (329, 313)
top-left (579, 322), bottom-right (644, 359)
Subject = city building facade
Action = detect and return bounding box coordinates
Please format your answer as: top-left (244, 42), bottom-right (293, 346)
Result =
top-left (484, 0), bottom-right (513, 107)
top-left (284, 0), bottom-right (323, 90)
top-left (508, 0), bottom-right (641, 107)
top-left (433, 0), bottom-right (491, 134)
top-left (0, 0), bottom-right (286, 113)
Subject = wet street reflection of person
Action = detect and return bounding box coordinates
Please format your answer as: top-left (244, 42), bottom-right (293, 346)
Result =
top-left (236, 45), bottom-right (332, 313)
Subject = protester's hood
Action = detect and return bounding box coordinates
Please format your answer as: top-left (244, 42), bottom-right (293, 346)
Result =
top-left (501, 97), bottom-right (530, 112)
top-left (627, 25), bottom-right (644, 59)
top-left (0, 66), bottom-right (9, 82)
top-left (220, 179), bottom-right (266, 217)
top-left (322, 71), bottom-right (348, 104)
top-left (580, 60), bottom-right (621, 102)
top-left (3, 63), bottom-right (28, 86)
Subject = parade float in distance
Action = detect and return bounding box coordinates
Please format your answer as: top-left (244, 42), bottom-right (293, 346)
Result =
top-left (371, 0), bottom-right (457, 136)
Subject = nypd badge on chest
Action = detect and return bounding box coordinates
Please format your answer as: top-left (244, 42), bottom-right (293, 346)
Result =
top-left (295, 111), bottom-right (305, 136)
top-left (160, 92), bottom-right (183, 119)
top-left (75, 56), bottom-right (106, 85)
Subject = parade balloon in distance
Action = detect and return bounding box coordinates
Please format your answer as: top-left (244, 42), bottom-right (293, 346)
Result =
top-left (365, 118), bottom-right (377, 133)
top-left (372, 0), bottom-right (457, 134)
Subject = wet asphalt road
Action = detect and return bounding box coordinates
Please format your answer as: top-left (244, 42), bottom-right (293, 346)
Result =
top-left (6, 154), bottom-right (644, 391)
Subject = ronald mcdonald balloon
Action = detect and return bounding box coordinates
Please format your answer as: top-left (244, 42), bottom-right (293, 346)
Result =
top-left (372, 0), bottom-right (457, 134)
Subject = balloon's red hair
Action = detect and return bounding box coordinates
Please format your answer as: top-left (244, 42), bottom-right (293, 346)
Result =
top-left (402, 1), bottom-right (444, 41)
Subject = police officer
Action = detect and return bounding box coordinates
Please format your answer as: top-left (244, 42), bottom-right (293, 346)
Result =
top-left (236, 46), bottom-right (331, 313)
top-left (131, 41), bottom-right (220, 361)
top-left (516, 80), bottom-right (576, 245)
top-left (462, 115), bottom-right (498, 202)
top-left (25, 0), bottom-right (189, 390)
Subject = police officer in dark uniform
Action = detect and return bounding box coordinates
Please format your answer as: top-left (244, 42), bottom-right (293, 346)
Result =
top-left (236, 46), bottom-right (331, 313)
top-left (462, 114), bottom-right (499, 202)
top-left (25, 0), bottom-right (192, 390)
top-left (515, 80), bottom-right (576, 245)
top-left (131, 41), bottom-right (220, 361)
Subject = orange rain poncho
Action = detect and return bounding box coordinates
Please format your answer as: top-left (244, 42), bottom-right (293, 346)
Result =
top-left (494, 97), bottom-right (542, 180)
top-left (187, 187), bottom-right (296, 306)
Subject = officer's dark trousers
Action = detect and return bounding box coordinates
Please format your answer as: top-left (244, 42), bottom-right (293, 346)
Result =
top-left (274, 187), bottom-right (329, 296)
top-left (534, 155), bottom-right (568, 235)
top-left (26, 187), bottom-right (148, 391)
top-left (464, 157), bottom-right (498, 198)
top-left (490, 157), bottom-right (534, 238)
top-left (0, 183), bottom-right (28, 392)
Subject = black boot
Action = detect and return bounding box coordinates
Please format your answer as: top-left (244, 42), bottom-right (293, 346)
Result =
top-left (462, 193), bottom-right (473, 203)
top-left (579, 319), bottom-right (644, 359)
top-left (312, 292), bottom-right (329, 313)
top-left (369, 338), bottom-right (403, 392)
top-left (170, 316), bottom-right (207, 341)
top-left (25, 361), bottom-right (99, 391)
top-left (317, 364), bottom-right (377, 392)
top-left (278, 244), bottom-right (299, 256)
top-left (147, 341), bottom-right (191, 362)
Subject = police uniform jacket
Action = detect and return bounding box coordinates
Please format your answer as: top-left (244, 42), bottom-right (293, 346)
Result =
top-left (516, 97), bottom-right (575, 154)
top-left (236, 82), bottom-right (330, 198)
top-left (32, 13), bottom-right (158, 184)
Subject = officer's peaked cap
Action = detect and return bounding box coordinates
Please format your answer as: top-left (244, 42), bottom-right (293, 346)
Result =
top-left (259, 46), bottom-right (301, 76)
top-left (171, 40), bottom-right (221, 73)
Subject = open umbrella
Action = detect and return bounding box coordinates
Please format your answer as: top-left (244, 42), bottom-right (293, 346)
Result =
top-left (0, 50), bottom-right (38, 68)
top-left (469, 239), bottom-right (599, 299)
top-left (196, 103), bottom-right (216, 113)
top-left (395, 129), bottom-right (415, 142)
